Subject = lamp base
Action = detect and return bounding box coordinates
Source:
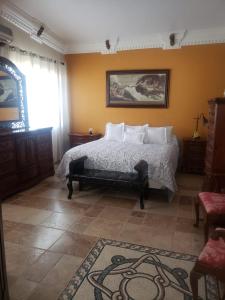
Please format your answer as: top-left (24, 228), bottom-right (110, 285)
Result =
top-left (192, 130), bottom-right (200, 139)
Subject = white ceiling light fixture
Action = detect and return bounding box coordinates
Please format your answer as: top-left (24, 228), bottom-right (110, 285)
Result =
top-left (101, 37), bottom-right (120, 54)
top-left (160, 30), bottom-right (188, 50)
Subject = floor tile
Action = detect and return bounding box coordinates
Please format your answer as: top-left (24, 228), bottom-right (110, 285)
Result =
top-left (98, 206), bottom-right (132, 221)
top-left (84, 205), bottom-right (105, 217)
top-left (23, 251), bottom-right (62, 282)
top-left (4, 223), bottom-right (64, 249)
top-left (96, 195), bottom-right (136, 209)
top-left (2, 204), bottom-right (52, 225)
top-left (9, 277), bottom-right (38, 300)
top-left (84, 217), bottom-right (124, 239)
top-left (49, 232), bottom-right (97, 257)
top-left (41, 254), bottom-right (83, 288)
top-left (28, 283), bottom-right (63, 300)
top-left (41, 212), bottom-right (79, 230)
top-left (5, 242), bottom-right (45, 276)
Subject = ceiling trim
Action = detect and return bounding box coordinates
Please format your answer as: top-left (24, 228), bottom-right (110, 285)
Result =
top-left (66, 27), bottom-right (225, 54)
top-left (0, 2), bottom-right (65, 53)
top-left (1, 1), bottom-right (225, 55)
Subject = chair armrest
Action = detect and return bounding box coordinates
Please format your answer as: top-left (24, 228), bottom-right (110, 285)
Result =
top-left (134, 160), bottom-right (148, 182)
top-left (69, 156), bottom-right (88, 175)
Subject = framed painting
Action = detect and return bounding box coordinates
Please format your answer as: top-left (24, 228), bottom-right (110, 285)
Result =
top-left (106, 69), bottom-right (170, 108)
top-left (0, 75), bottom-right (19, 108)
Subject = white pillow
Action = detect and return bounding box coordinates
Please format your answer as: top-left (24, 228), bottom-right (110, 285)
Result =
top-left (146, 126), bottom-right (173, 144)
top-left (125, 124), bottom-right (148, 133)
top-left (125, 124), bottom-right (148, 143)
top-left (105, 122), bottom-right (124, 141)
top-left (123, 131), bottom-right (145, 144)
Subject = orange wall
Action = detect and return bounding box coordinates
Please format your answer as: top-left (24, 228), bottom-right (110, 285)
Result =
top-left (66, 44), bottom-right (225, 139)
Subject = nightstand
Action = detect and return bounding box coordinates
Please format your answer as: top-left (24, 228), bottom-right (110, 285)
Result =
top-left (182, 139), bottom-right (207, 174)
top-left (69, 133), bottom-right (102, 148)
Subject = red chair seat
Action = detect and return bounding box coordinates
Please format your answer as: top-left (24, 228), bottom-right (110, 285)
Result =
top-left (199, 192), bottom-right (225, 215)
top-left (198, 237), bottom-right (225, 269)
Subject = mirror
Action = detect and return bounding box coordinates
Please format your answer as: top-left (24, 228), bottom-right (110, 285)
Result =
top-left (0, 56), bottom-right (28, 129)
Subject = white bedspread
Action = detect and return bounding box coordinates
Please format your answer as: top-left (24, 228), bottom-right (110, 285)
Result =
top-left (56, 138), bottom-right (179, 192)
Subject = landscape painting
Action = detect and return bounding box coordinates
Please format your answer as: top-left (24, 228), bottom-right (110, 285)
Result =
top-left (106, 70), bottom-right (170, 108)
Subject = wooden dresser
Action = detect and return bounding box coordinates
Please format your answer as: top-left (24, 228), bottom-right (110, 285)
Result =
top-left (69, 133), bottom-right (102, 148)
top-left (0, 127), bottom-right (54, 200)
top-left (0, 204), bottom-right (9, 300)
top-left (182, 139), bottom-right (207, 174)
top-left (203, 98), bottom-right (225, 191)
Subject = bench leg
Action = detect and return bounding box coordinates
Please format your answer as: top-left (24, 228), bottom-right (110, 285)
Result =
top-left (140, 188), bottom-right (144, 209)
top-left (79, 180), bottom-right (83, 191)
top-left (67, 178), bottom-right (73, 199)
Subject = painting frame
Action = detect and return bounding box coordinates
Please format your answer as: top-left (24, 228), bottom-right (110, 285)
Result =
top-left (0, 75), bottom-right (19, 108)
top-left (106, 69), bottom-right (170, 108)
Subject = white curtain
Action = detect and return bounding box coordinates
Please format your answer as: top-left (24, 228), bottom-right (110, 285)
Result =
top-left (7, 47), bottom-right (69, 162)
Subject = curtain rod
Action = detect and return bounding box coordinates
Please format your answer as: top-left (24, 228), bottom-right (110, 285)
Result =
top-left (8, 45), bottom-right (65, 65)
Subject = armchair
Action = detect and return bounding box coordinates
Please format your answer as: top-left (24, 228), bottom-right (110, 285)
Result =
top-left (190, 228), bottom-right (225, 300)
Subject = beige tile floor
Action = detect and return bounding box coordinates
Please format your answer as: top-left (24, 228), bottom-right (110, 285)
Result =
top-left (2, 173), bottom-right (205, 300)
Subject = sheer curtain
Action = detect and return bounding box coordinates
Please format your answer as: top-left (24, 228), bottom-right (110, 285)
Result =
top-left (7, 47), bottom-right (69, 162)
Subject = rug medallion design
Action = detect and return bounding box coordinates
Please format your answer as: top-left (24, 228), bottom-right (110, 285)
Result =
top-left (59, 239), bottom-right (217, 300)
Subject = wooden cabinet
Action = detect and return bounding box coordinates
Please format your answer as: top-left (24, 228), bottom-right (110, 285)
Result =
top-left (69, 133), bottom-right (102, 148)
top-left (0, 127), bottom-right (54, 200)
top-left (203, 98), bottom-right (225, 191)
top-left (0, 204), bottom-right (9, 300)
top-left (182, 139), bottom-right (206, 174)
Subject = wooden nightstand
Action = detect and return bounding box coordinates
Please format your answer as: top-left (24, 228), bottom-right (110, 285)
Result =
top-left (182, 139), bottom-right (207, 174)
top-left (69, 133), bottom-right (102, 148)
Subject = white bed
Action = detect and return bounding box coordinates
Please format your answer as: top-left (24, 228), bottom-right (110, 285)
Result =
top-left (56, 136), bottom-right (179, 193)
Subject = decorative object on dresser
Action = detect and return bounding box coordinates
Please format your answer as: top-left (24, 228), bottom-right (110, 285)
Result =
top-left (69, 132), bottom-right (102, 148)
top-left (182, 139), bottom-right (206, 174)
top-left (0, 204), bottom-right (9, 300)
top-left (203, 98), bottom-right (225, 192)
top-left (0, 127), bottom-right (54, 200)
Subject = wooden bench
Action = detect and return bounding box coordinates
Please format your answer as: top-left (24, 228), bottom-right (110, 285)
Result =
top-left (67, 156), bottom-right (149, 209)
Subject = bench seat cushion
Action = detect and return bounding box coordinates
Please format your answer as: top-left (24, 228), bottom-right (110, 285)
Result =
top-left (71, 169), bottom-right (139, 183)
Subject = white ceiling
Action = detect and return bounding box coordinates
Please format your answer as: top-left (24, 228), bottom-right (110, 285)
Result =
top-left (1, 0), bottom-right (225, 53)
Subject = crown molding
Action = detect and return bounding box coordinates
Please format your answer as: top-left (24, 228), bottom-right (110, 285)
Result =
top-left (0, 2), bottom-right (65, 53)
top-left (1, 1), bottom-right (225, 55)
top-left (66, 27), bottom-right (225, 54)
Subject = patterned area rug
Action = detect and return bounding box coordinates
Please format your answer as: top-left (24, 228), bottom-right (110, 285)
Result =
top-left (59, 239), bottom-right (217, 300)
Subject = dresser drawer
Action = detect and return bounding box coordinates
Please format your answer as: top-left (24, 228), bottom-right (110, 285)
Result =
top-left (18, 165), bottom-right (39, 183)
top-left (0, 138), bottom-right (14, 152)
top-left (0, 160), bottom-right (16, 177)
top-left (0, 151), bottom-right (14, 164)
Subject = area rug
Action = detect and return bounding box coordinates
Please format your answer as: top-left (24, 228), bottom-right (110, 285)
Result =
top-left (59, 239), bottom-right (218, 300)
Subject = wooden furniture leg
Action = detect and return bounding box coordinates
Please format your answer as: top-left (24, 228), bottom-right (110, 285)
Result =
top-left (67, 178), bottom-right (73, 199)
top-left (194, 196), bottom-right (200, 227)
top-left (190, 268), bottom-right (202, 300)
top-left (203, 218), bottom-right (209, 243)
top-left (140, 189), bottom-right (144, 210)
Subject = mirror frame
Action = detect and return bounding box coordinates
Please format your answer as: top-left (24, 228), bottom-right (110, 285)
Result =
top-left (0, 56), bottom-right (28, 129)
